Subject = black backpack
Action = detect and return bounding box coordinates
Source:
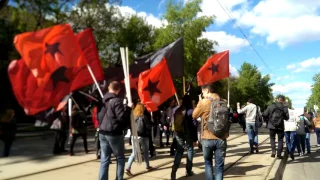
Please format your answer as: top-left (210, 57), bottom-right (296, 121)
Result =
top-left (135, 116), bottom-right (146, 136)
top-left (207, 100), bottom-right (230, 138)
top-left (270, 104), bottom-right (284, 127)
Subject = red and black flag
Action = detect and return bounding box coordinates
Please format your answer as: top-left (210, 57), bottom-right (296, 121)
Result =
top-left (197, 50), bottom-right (230, 86)
top-left (8, 26), bottom-right (104, 115)
top-left (14, 24), bottom-right (87, 87)
top-left (138, 58), bottom-right (176, 112)
top-left (135, 38), bottom-right (184, 79)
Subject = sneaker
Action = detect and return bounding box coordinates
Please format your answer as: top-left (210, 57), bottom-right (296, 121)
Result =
top-left (126, 169), bottom-right (133, 176)
top-left (317, 144), bottom-right (320, 147)
top-left (186, 171), bottom-right (194, 177)
top-left (255, 146), bottom-right (259, 153)
top-left (271, 154), bottom-right (276, 158)
top-left (299, 153), bottom-right (303, 157)
top-left (277, 156), bottom-right (283, 159)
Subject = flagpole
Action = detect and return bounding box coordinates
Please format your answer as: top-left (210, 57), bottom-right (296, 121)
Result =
top-left (175, 93), bottom-right (180, 106)
top-left (68, 98), bottom-right (72, 145)
top-left (120, 47), bottom-right (142, 164)
top-left (86, 65), bottom-right (104, 98)
top-left (227, 77), bottom-right (230, 108)
top-left (183, 76), bottom-right (186, 95)
top-left (79, 91), bottom-right (99, 102)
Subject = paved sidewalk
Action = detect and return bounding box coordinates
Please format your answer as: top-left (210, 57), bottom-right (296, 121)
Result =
top-left (283, 133), bottom-right (320, 180)
top-left (0, 124), bottom-right (279, 180)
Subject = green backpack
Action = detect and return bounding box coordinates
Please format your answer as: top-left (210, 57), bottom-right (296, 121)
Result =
top-left (172, 107), bottom-right (185, 133)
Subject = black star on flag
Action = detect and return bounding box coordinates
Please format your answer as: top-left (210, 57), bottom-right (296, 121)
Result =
top-left (45, 42), bottom-right (63, 59)
top-left (143, 79), bottom-right (161, 97)
top-left (208, 63), bottom-right (219, 76)
top-left (50, 66), bottom-right (69, 88)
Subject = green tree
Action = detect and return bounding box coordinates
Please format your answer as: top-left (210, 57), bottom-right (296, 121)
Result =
top-left (306, 73), bottom-right (320, 110)
top-left (235, 62), bottom-right (273, 109)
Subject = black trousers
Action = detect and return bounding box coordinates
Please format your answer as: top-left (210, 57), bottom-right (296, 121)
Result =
top-left (2, 140), bottom-right (13, 157)
top-left (148, 134), bottom-right (155, 156)
top-left (53, 130), bottom-right (67, 154)
top-left (70, 133), bottom-right (88, 154)
top-left (269, 129), bottom-right (285, 156)
top-left (95, 131), bottom-right (100, 157)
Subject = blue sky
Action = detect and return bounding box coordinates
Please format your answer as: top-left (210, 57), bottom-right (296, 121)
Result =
top-left (119, 0), bottom-right (320, 108)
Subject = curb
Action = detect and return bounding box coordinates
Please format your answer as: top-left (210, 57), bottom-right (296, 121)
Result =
top-left (265, 149), bottom-right (288, 180)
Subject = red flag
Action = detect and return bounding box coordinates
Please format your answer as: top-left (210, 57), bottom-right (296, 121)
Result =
top-left (8, 28), bottom-right (104, 115)
top-left (138, 58), bottom-right (176, 112)
top-left (197, 50), bottom-right (229, 86)
top-left (14, 24), bottom-right (87, 87)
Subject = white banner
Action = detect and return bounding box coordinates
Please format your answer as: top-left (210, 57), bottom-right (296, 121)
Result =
top-left (284, 109), bottom-right (297, 132)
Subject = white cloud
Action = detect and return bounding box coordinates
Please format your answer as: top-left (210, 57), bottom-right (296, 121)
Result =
top-left (198, 0), bottom-right (248, 26)
top-left (202, 31), bottom-right (249, 52)
top-left (272, 81), bottom-right (312, 108)
top-left (230, 64), bottom-right (239, 77)
top-left (118, 6), bottom-right (167, 28)
top-left (286, 56), bottom-right (320, 72)
top-left (237, 0), bottom-right (320, 48)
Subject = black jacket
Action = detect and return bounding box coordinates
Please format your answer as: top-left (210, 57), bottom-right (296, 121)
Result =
top-left (98, 93), bottom-right (131, 136)
top-left (184, 108), bottom-right (198, 142)
top-left (263, 102), bottom-right (289, 130)
top-left (136, 116), bottom-right (151, 137)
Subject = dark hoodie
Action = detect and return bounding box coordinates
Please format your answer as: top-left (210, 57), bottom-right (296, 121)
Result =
top-left (98, 93), bottom-right (131, 136)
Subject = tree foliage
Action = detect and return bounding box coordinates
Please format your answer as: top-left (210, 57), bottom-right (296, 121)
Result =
top-left (306, 73), bottom-right (320, 111)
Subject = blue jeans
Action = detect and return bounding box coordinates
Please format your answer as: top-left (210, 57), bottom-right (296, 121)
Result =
top-left (315, 128), bottom-right (320, 145)
top-left (99, 134), bottom-right (125, 180)
top-left (202, 139), bottom-right (227, 180)
top-left (172, 133), bottom-right (194, 173)
top-left (126, 137), bottom-right (150, 169)
top-left (246, 123), bottom-right (258, 151)
top-left (306, 133), bottom-right (311, 153)
top-left (284, 131), bottom-right (296, 154)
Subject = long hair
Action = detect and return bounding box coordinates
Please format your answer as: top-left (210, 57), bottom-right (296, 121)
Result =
top-left (133, 103), bottom-right (145, 117)
top-left (0, 109), bottom-right (14, 123)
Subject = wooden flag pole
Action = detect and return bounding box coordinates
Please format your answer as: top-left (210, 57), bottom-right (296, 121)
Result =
top-left (175, 93), bottom-right (180, 106)
top-left (68, 98), bottom-right (72, 145)
top-left (183, 76), bottom-right (186, 95)
top-left (87, 65), bottom-right (104, 98)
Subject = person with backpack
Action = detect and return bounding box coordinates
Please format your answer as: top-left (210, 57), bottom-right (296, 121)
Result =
top-left (125, 103), bottom-right (153, 176)
top-left (263, 95), bottom-right (289, 159)
top-left (192, 84), bottom-right (230, 180)
top-left (98, 81), bottom-right (133, 180)
top-left (170, 95), bottom-right (197, 180)
top-left (296, 113), bottom-right (312, 156)
top-left (237, 99), bottom-right (262, 154)
top-left (168, 99), bottom-right (179, 156)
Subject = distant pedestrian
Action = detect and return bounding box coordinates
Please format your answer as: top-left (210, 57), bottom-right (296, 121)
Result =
top-left (69, 106), bottom-right (89, 156)
top-left (263, 95), bottom-right (289, 159)
top-left (52, 106), bottom-right (68, 155)
top-left (98, 81), bottom-right (132, 180)
top-left (313, 111), bottom-right (320, 147)
top-left (237, 99), bottom-right (262, 153)
top-left (296, 114), bottom-right (312, 156)
top-left (284, 108), bottom-right (297, 160)
top-left (0, 109), bottom-right (17, 157)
